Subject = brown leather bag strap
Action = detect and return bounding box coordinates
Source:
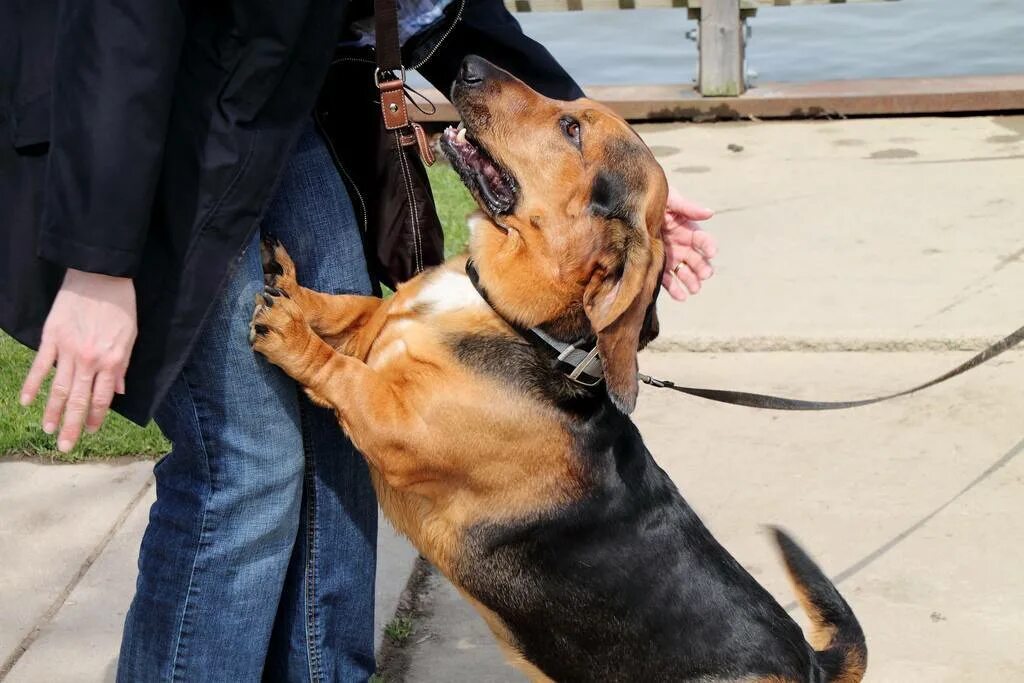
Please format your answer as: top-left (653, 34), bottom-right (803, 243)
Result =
top-left (374, 0), bottom-right (403, 76)
top-left (371, 0), bottom-right (436, 163)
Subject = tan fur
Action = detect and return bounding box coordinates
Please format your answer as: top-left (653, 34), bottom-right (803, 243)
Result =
top-left (251, 73), bottom-right (670, 673)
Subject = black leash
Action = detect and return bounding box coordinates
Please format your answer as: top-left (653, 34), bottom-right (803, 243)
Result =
top-left (466, 259), bottom-right (1023, 412)
top-left (639, 324), bottom-right (1024, 411)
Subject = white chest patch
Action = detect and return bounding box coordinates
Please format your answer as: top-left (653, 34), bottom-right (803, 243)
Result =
top-left (411, 270), bottom-right (486, 314)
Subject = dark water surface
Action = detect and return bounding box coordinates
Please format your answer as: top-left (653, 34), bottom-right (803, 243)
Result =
top-left (441, 0), bottom-right (1024, 87)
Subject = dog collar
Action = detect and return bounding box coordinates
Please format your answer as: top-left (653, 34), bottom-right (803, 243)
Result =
top-left (465, 260), bottom-right (604, 386)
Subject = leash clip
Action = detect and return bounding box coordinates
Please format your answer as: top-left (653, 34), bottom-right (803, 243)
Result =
top-left (639, 373), bottom-right (672, 389)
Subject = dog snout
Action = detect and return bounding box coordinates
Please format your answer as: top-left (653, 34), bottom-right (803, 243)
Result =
top-left (457, 55), bottom-right (515, 89)
top-left (457, 56), bottom-right (487, 87)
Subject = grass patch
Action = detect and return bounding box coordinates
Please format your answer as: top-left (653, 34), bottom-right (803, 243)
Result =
top-left (383, 615), bottom-right (415, 645)
top-left (0, 165), bottom-right (476, 462)
top-left (427, 162), bottom-right (477, 258)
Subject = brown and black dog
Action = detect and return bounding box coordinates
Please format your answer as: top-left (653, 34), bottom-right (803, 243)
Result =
top-left (250, 56), bottom-right (866, 682)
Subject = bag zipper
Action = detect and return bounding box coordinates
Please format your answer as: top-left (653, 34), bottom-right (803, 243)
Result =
top-left (330, 0), bottom-right (465, 71)
top-left (394, 130), bottom-right (425, 273)
top-left (410, 0), bottom-right (465, 70)
top-left (313, 109), bottom-right (369, 234)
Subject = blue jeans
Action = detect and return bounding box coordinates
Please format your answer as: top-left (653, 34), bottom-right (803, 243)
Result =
top-left (118, 122), bottom-right (378, 682)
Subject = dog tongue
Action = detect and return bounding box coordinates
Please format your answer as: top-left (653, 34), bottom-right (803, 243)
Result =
top-left (442, 126), bottom-right (514, 206)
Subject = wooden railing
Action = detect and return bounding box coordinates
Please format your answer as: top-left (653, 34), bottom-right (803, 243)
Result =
top-left (505, 0), bottom-right (900, 96)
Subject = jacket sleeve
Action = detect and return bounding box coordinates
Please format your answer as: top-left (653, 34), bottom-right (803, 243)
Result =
top-left (38, 0), bottom-right (186, 278)
top-left (415, 0), bottom-right (585, 102)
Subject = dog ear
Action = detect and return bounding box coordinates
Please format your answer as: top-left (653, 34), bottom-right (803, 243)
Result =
top-left (583, 168), bottom-right (665, 413)
top-left (583, 219), bottom-right (660, 414)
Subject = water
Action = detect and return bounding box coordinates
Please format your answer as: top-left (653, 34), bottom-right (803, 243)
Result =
top-left (488, 0), bottom-right (1024, 86)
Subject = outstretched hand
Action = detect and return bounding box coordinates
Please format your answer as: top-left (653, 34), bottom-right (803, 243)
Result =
top-left (660, 187), bottom-right (717, 301)
top-left (20, 270), bottom-right (137, 453)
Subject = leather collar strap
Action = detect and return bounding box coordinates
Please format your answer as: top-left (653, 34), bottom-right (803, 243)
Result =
top-left (465, 260), bottom-right (604, 385)
top-left (639, 323), bottom-right (1024, 410)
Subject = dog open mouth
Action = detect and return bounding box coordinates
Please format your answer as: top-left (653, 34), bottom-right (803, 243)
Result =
top-left (440, 124), bottom-right (518, 217)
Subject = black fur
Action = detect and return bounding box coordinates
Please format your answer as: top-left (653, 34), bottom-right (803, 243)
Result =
top-left (447, 329), bottom-right (844, 682)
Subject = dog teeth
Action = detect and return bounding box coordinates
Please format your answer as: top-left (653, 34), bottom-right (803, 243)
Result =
top-left (457, 121), bottom-right (466, 131)
top-left (456, 128), bottom-right (467, 144)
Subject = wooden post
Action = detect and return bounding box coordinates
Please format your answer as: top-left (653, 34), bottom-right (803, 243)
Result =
top-left (698, 0), bottom-right (745, 97)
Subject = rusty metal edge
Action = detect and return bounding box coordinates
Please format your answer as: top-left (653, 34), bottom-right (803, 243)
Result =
top-left (414, 74), bottom-right (1024, 123)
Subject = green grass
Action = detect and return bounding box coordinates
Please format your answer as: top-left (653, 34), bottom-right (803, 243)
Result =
top-left (427, 162), bottom-right (476, 257)
top-left (0, 333), bottom-right (169, 461)
top-left (383, 615), bottom-right (415, 644)
top-left (0, 165), bottom-right (477, 462)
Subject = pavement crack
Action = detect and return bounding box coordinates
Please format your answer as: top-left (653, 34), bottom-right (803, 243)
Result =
top-left (0, 476), bottom-right (154, 680)
top-left (784, 435), bottom-right (1024, 613)
top-left (375, 555), bottom-right (438, 682)
top-left (646, 336), bottom-right (1021, 353)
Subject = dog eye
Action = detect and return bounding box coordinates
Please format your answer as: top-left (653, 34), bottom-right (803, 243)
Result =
top-left (560, 116), bottom-right (582, 149)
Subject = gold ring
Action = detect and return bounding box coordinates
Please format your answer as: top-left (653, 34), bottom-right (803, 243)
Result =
top-left (672, 262), bottom-right (685, 275)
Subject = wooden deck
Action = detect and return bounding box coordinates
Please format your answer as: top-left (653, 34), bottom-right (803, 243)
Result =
top-left (413, 74), bottom-right (1024, 123)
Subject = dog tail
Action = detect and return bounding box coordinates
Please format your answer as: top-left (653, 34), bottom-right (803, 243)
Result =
top-left (771, 527), bottom-right (867, 683)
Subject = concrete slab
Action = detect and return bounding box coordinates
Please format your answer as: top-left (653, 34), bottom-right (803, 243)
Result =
top-left (2, 492), bottom-right (417, 681)
top-left (375, 522), bottom-right (421, 651)
top-left (404, 350), bottom-right (1024, 682)
top-left (639, 115), bottom-right (1024, 347)
top-left (405, 570), bottom-right (515, 683)
top-left (0, 458), bottom-right (418, 683)
top-left (5, 483), bottom-right (155, 683)
top-left (0, 458), bottom-right (154, 676)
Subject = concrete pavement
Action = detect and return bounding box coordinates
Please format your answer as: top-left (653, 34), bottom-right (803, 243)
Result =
top-left (1, 115), bottom-right (1022, 681)
top-left (400, 115), bottom-right (1024, 682)
top-left (0, 458), bottom-right (418, 682)
top-left (646, 115), bottom-right (1024, 346)
top-left (403, 351), bottom-right (1024, 682)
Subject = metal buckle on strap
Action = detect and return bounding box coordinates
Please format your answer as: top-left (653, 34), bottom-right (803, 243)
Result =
top-left (565, 345), bottom-right (603, 387)
top-left (374, 66), bottom-right (407, 86)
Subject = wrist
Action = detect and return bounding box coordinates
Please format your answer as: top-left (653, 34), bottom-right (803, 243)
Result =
top-left (63, 268), bottom-right (133, 287)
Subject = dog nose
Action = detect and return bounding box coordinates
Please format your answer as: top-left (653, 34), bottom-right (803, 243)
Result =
top-left (457, 56), bottom-right (488, 87)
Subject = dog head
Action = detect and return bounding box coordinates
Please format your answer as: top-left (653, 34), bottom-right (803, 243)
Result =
top-left (440, 56), bottom-right (667, 413)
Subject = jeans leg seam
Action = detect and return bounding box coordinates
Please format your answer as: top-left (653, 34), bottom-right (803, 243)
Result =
top-left (168, 368), bottom-right (215, 682)
top-left (299, 399), bottom-right (322, 683)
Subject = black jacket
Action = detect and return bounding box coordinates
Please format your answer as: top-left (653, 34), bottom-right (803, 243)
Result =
top-left (1, 0), bottom-right (582, 425)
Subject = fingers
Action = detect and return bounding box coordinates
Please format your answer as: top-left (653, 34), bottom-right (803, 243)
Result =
top-left (668, 258), bottom-right (703, 295)
top-left (86, 371), bottom-right (118, 434)
top-left (662, 240), bottom-right (716, 301)
top-left (666, 188), bottom-right (714, 222)
top-left (661, 270), bottom-right (689, 302)
top-left (42, 354), bottom-right (74, 436)
top-left (57, 363), bottom-right (98, 453)
top-left (20, 339), bottom-right (57, 407)
top-left (663, 219), bottom-right (717, 253)
top-left (678, 245), bottom-right (714, 281)
top-left (691, 228), bottom-right (718, 260)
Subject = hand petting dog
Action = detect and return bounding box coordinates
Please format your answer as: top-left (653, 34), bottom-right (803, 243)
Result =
top-left (661, 186), bottom-right (717, 301)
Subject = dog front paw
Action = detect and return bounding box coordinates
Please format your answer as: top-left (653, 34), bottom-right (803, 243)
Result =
top-left (249, 284), bottom-right (311, 369)
top-left (260, 235), bottom-right (300, 297)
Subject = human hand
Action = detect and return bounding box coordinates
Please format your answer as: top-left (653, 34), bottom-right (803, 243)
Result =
top-left (660, 187), bottom-right (717, 301)
top-left (20, 270), bottom-right (137, 452)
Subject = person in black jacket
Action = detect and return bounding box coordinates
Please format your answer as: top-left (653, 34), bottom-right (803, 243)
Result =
top-left (1, 0), bottom-right (716, 679)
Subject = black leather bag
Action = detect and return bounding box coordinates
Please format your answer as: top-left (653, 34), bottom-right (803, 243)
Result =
top-left (314, 0), bottom-right (445, 292)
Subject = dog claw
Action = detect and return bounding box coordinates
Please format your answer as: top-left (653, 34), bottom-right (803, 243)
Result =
top-left (260, 236), bottom-right (285, 277)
